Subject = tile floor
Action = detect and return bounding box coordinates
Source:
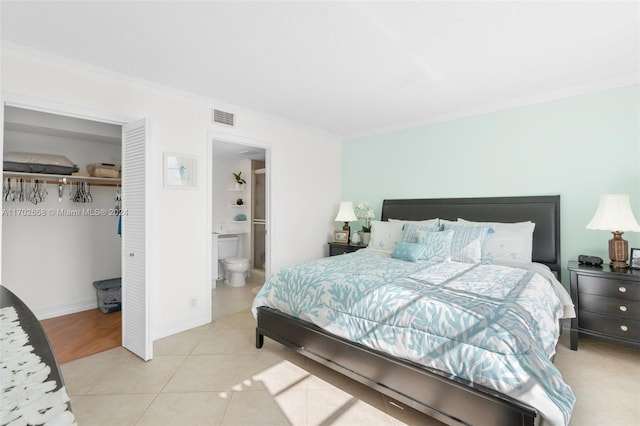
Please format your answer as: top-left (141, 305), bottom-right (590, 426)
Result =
top-left (62, 273), bottom-right (639, 425)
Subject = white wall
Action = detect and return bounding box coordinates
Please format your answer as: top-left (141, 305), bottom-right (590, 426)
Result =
top-left (1, 47), bottom-right (342, 340)
top-left (2, 187), bottom-right (122, 318)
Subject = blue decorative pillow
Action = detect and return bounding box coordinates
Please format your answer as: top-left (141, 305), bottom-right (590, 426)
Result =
top-left (443, 224), bottom-right (493, 263)
top-left (391, 242), bottom-right (426, 262)
top-left (419, 230), bottom-right (454, 261)
top-left (401, 222), bottom-right (441, 243)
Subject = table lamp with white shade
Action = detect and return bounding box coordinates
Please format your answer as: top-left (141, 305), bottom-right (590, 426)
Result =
top-left (586, 194), bottom-right (640, 268)
top-left (335, 201), bottom-right (357, 241)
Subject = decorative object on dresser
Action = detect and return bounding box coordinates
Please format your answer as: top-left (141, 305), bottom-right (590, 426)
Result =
top-left (327, 241), bottom-right (366, 256)
top-left (578, 254), bottom-right (603, 266)
top-left (332, 230), bottom-right (349, 244)
top-left (630, 248), bottom-right (640, 270)
top-left (354, 201), bottom-right (374, 246)
top-left (586, 194), bottom-right (640, 269)
top-left (568, 260), bottom-right (640, 351)
top-left (334, 201), bottom-right (357, 240)
top-left (350, 230), bottom-right (361, 244)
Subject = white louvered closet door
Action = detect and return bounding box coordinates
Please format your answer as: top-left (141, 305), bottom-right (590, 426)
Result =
top-left (121, 118), bottom-right (152, 360)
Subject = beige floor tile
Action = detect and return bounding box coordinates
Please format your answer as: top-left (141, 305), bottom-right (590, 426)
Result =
top-left (61, 350), bottom-right (132, 395)
top-left (248, 356), bottom-right (311, 394)
top-left (71, 394), bottom-right (156, 425)
top-left (221, 388), bottom-right (294, 426)
top-left (136, 392), bottom-right (230, 426)
top-left (271, 388), bottom-right (309, 426)
top-left (192, 327), bottom-right (256, 355)
top-left (88, 355), bottom-right (187, 394)
top-left (153, 325), bottom-right (210, 356)
top-left (307, 387), bottom-right (394, 426)
top-left (162, 354), bottom-right (244, 393)
top-left (213, 273), bottom-right (265, 319)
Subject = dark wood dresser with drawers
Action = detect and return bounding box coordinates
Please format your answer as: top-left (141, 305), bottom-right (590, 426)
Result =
top-left (568, 261), bottom-right (640, 350)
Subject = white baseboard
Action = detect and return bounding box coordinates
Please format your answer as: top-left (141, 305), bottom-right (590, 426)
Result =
top-left (35, 300), bottom-right (97, 320)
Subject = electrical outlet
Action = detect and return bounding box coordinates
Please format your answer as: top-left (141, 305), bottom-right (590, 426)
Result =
top-left (189, 297), bottom-right (198, 310)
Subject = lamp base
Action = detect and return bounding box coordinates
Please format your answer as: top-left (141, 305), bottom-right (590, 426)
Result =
top-left (608, 231), bottom-right (629, 269)
top-left (342, 222), bottom-right (350, 241)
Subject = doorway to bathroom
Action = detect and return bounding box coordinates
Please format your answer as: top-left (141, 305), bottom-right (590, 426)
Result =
top-left (209, 135), bottom-right (270, 286)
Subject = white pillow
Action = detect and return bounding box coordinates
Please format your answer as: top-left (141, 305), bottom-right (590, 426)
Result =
top-left (457, 218), bottom-right (535, 263)
top-left (443, 223), bottom-right (492, 263)
top-left (367, 220), bottom-right (405, 253)
top-left (401, 222), bottom-right (442, 243)
top-left (4, 151), bottom-right (76, 167)
top-left (419, 229), bottom-right (454, 262)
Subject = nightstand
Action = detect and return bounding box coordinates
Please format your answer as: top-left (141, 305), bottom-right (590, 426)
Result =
top-left (328, 242), bottom-right (366, 256)
top-left (568, 261), bottom-right (640, 351)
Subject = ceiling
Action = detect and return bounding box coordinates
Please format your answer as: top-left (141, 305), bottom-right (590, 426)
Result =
top-left (1, 1), bottom-right (638, 138)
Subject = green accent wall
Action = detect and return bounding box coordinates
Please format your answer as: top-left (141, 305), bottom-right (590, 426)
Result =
top-left (343, 84), bottom-right (640, 286)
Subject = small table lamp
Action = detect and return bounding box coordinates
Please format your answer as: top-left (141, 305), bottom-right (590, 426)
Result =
top-left (586, 194), bottom-right (640, 268)
top-left (335, 201), bottom-right (357, 241)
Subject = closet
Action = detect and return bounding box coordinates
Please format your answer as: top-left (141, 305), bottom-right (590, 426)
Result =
top-left (2, 106), bottom-right (123, 321)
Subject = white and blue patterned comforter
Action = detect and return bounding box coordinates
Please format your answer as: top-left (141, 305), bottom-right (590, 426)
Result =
top-left (252, 250), bottom-right (575, 426)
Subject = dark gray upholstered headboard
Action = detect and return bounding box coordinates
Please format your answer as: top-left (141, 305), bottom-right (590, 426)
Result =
top-left (381, 196), bottom-right (561, 278)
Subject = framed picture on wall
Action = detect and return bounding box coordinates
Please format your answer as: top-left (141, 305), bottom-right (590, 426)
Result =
top-left (630, 248), bottom-right (640, 270)
top-left (164, 153), bottom-right (197, 189)
top-left (333, 230), bottom-right (349, 244)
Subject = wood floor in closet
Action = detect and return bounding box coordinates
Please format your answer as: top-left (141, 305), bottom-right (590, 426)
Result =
top-left (40, 309), bottom-right (121, 364)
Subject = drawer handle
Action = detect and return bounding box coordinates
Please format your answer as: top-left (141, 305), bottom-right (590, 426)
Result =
top-left (618, 286), bottom-right (627, 293)
top-left (619, 305), bottom-right (627, 312)
top-left (620, 325), bottom-right (628, 332)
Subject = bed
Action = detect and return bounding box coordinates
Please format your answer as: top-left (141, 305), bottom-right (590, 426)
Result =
top-left (253, 195), bottom-right (574, 426)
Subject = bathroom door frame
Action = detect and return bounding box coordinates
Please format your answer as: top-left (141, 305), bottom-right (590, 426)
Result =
top-left (207, 130), bottom-right (272, 286)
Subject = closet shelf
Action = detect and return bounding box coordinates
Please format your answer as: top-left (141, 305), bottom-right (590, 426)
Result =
top-left (2, 171), bottom-right (121, 187)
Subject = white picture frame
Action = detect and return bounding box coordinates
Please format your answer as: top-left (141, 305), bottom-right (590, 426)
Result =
top-left (164, 153), bottom-right (197, 189)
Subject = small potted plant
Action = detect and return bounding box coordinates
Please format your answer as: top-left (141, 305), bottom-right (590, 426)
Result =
top-left (233, 171), bottom-right (246, 190)
top-left (236, 198), bottom-right (244, 206)
top-left (355, 201), bottom-right (375, 245)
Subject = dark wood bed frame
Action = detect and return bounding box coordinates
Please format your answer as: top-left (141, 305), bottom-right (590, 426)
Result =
top-left (256, 195), bottom-right (561, 426)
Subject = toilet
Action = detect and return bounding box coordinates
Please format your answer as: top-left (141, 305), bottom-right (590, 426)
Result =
top-left (218, 235), bottom-right (250, 287)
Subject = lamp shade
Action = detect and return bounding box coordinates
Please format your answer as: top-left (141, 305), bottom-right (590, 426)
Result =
top-left (586, 194), bottom-right (640, 232)
top-left (335, 201), bottom-right (357, 222)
